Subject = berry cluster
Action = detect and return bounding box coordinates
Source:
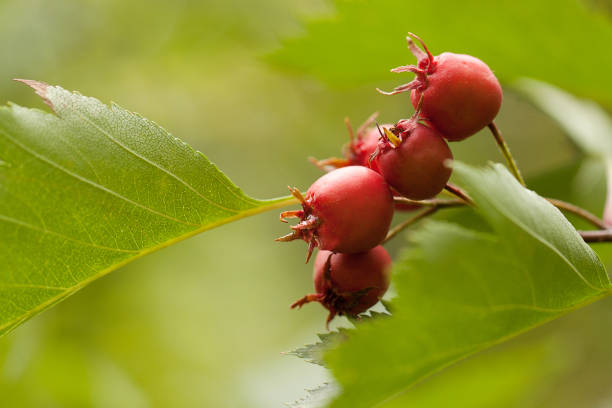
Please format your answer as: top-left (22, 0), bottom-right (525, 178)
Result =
top-left (278, 34), bottom-right (502, 327)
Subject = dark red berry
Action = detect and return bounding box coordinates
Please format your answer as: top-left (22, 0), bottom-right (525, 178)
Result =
top-left (291, 245), bottom-right (392, 327)
top-left (379, 33), bottom-right (502, 141)
top-left (276, 166), bottom-right (394, 261)
top-left (374, 120), bottom-right (452, 200)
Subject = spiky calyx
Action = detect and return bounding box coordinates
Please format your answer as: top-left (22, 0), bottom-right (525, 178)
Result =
top-left (276, 166), bottom-right (394, 261)
top-left (376, 33), bottom-right (436, 96)
top-left (291, 246), bottom-right (392, 328)
top-left (379, 33), bottom-right (502, 141)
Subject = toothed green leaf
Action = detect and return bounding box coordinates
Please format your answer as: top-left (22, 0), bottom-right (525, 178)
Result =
top-left (0, 81), bottom-right (293, 337)
top-left (287, 383), bottom-right (338, 408)
top-left (323, 162), bottom-right (609, 408)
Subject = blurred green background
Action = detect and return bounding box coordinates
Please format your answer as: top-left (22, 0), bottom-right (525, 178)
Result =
top-left (1, 0), bottom-right (612, 407)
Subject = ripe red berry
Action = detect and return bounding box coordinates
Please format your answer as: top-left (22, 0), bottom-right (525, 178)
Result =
top-left (276, 166), bottom-right (394, 261)
top-left (374, 120), bottom-right (452, 200)
top-left (379, 33), bottom-right (502, 141)
top-left (291, 245), bottom-right (392, 327)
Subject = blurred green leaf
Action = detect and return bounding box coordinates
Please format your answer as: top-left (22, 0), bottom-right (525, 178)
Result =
top-left (287, 311), bottom-right (388, 366)
top-left (288, 331), bottom-right (349, 367)
top-left (271, 0), bottom-right (612, 105)
top-left (0, 81), bottom-right (294, 337)
top-left (323, 163), bottom-right (610, 408)
top-left (516, 79), bottom-right (612, 259)
top-left (383, 340), bottom-right (563, 408)
top-left (516, 79), bottom-right (612, 157)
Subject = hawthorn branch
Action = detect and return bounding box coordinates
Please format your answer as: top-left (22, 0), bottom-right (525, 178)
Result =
top-left (579, 230), bottom-right (612, 242)
top-left (387, 195), bottom-right (608, 243)
top-left (393, 197), bottom-right (465, 208)
top-left (488, 122), bottom-right (526, 187)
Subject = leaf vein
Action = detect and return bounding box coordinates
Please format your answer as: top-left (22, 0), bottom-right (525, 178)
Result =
top-left (73, 110), bottom-right (241, 214)
top-left (0, 213), bottom-right (140, 253)
top-left (0, 127), bottom-right (199, 227)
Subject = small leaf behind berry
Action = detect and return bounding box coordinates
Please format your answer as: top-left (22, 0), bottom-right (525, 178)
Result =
top-left (0, 81), bottom-right (295, 337)
top-left (287, 311), bottom-right (390, 366)
top-left (322, 162), bottom-right (610, 408)
top-left (287, 330), bottom-right (349, 366)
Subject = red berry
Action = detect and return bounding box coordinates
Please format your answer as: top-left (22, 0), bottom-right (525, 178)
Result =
top-left (374, 121), bottom-right (452, 200)
top-left (277, 166), bottom-right (394, 261)
top-left (379, 34), bottom-right (502, 141)
top-left (291, 246), bottom-right (392, 327)
top-left (345, 125), bottom-right (382, 169)
top-left (310, 114), bottom-right (383, 172)
top-left (311, 116), bottom-right (419, 212)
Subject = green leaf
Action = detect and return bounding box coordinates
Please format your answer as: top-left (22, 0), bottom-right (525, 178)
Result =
top-left (271, 0), bottom-right (612, 105)
top-left (288, 384), bottom-right (338, 408)
top-left (287, 311), bottom-right (388, 366)
top-left (382, 339), bottom-right (563, 408)
top-left (285, 383), bottom-right (338, 408)
top-left (516, 78), bottom-right (612, 242)
top-left (288, 331), bottom-right (348, 367)
top-left (0, 80), bottom-right (294, 337)
top-left (323, 162), bottom-right (610, 408)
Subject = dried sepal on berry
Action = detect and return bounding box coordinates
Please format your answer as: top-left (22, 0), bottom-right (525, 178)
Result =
top-left (376, 33), bottom-right (436, 96)
top-left (276, 166), bottom-right (394, 262)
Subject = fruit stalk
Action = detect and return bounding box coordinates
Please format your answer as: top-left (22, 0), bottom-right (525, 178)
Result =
top-left (487, 122), bottom-right (526, 186)
top-left (383, 206), bottom-right (439, 243)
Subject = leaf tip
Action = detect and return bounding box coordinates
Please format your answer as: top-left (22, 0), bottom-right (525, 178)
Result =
top-left (13, 79), bottom-right (54, 111)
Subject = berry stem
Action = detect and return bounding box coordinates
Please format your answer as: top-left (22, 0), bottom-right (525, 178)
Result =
top-left (383, 206), bottom-right (439, 243)
top-left (444, 183), bottom-right (474, 205)
top-left (393, 197), bottom-right (464, 208)
top-left (488, 122), bottom-right (526, 187)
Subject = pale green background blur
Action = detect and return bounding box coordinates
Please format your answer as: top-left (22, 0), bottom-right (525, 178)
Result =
top-left (1, 0), bottom-right (611, 407)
